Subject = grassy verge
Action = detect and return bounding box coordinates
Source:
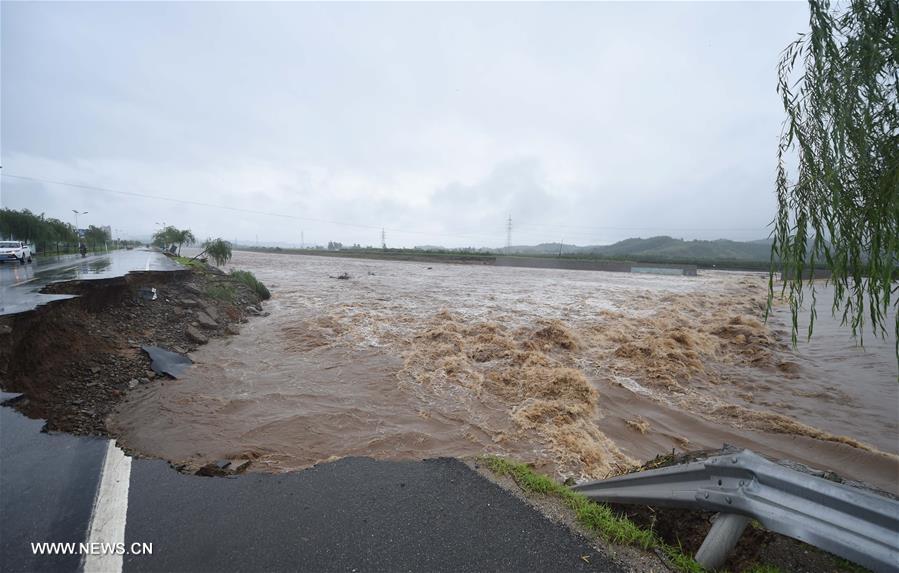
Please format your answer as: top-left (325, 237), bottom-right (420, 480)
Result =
top-left (482, 456), bottom-right (704, 572)
top-left (172, 257), bottom-right (271, 301)
top-left (173, 256), bottom-right (206, 270)
top-left (205, 283), bottom-right (235, 302)
top-left (230, 269), bottom-right (271, 300)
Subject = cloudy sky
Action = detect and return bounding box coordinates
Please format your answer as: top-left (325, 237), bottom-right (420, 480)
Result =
top-left (2, 1), bottom-right (808, 248)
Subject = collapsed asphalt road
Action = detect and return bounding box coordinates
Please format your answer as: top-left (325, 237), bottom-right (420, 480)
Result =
top-left (0, 252), bottom-right (263, 438)
top-left (1, 400), bottom-right (622, 573)
top-left (0, 249), bottom-right (182, 316)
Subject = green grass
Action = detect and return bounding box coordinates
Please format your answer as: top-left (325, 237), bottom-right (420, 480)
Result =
top-left (483, 456), bottom-right (703, 573)
top-left (205, 283), bottom-right (235, 303)
top-left (230, 269), bottom-right (271, 300)
top-left (483, 456), bottom-right (849, 573)
top-left (173, 256), bottom-right (206, 270)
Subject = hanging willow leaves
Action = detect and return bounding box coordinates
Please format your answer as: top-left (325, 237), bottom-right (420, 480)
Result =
top-left (770, 0), bottom-right (898, 357)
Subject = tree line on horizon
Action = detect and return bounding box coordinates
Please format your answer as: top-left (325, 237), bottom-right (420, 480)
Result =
top-left (0, 208), bottom-right (124, 253)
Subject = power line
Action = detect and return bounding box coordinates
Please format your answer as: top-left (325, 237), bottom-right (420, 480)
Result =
top-left (2, 172), bottom-right (769, 244)
top-left (2, 173), bottom-right (371, 227)
top-left (1, 172), bottom-right (504, 243)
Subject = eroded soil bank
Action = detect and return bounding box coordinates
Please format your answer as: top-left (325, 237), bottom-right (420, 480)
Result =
top-left (0, 263), bottom-right (265, 437)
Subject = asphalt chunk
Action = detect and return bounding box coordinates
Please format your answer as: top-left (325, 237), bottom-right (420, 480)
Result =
top-left (141, 345), bottom-right (193, 379)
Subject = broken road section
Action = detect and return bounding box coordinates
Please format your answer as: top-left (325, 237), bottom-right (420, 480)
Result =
top-left (0, 260), bottom-right (268, 436)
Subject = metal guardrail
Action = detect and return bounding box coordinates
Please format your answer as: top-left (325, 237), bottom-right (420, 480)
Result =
top-left (573, 449), bottom-right (899, 572)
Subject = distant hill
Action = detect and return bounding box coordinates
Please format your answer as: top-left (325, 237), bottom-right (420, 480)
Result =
top-left (245, 235), bottom-right (778, 266)
top-left (504, 236), bottom-right (774, 263)
top-left (590, 236), bottom-right (773, 261)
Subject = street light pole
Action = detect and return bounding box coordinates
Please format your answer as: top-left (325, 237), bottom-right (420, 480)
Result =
top-left (72, 210), bottom-right (88, 249)
top-left (154, 221), bottom-right (167, 250)
top-left (72, 209), bottom-right (88, 231)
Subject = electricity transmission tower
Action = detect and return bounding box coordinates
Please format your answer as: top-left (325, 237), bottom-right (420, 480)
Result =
top-left (506, 214), bottom-right (512, 252)
top-left (381, 228), bottom-right (387, 250)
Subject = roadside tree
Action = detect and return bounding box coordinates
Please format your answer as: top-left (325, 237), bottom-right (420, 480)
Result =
top-left (199, 238), bottom-right (232, 267)
top-left (771, 0), bottom-right (898, 352)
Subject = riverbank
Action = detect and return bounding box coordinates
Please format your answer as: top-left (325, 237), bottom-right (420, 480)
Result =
top-left (232, 246), bottom-right (756, 273)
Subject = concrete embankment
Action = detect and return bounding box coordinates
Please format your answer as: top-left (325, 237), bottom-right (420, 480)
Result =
top-left (237, 248), bottom-right (700, 276)
top-left (493, 256), bottom-right (698, 276)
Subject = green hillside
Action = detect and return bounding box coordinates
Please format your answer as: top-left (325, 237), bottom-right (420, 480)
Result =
top-left (505, 236), bottom-right (773, 263)
top-left (590, 236), bottom-right (772, 261)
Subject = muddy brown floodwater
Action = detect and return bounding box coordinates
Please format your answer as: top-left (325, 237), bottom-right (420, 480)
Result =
top-left (110, 251), bottom-right (899, 493)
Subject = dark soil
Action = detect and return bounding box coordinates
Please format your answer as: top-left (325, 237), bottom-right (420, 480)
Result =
top-left (0, 262), bottom-right (265, 436)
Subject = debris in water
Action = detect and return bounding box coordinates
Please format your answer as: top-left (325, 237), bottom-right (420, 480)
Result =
top-left (195, 460), bottom-right (231, 477)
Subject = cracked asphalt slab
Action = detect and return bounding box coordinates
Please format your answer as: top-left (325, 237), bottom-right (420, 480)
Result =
top-left (1, 403), bottom-right (622, 572)
top-left (0, 249), bottom-right (182, 316)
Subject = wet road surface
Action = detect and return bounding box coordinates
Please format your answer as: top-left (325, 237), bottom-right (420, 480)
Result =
top-left (0, 249), bottom-right (182, 316)
top-left (0, 393), bottom-right (108, 573)
top-left (1, 399), bottom-right (621, 573)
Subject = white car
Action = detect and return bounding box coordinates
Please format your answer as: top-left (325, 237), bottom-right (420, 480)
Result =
top-left (0, 241), bottom-right (32, 264)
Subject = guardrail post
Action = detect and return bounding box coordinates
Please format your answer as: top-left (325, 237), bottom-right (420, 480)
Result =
top-left (694, 513), bottom-right (750, 570)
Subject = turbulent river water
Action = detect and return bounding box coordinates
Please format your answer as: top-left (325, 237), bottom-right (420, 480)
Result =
top-left (110, 251), bottom-right (898, 492)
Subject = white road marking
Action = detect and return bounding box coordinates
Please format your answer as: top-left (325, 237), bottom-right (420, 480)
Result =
top-left (145, 256), bottom-right (151, 271)
top-left (9, 277), bottom-right (37, 287)
top-left (83, 440), bottom-right (132, 573)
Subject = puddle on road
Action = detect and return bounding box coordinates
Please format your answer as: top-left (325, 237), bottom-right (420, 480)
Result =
top-left (110, 251), bottom-right (898, 490)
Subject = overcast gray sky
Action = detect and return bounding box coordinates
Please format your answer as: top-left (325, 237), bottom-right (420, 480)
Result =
top-left (1, 1), bottom-right (808, 248)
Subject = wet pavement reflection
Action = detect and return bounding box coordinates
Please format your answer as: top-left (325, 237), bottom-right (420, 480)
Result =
top-left (0, 249), bottom-right (182, 316)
